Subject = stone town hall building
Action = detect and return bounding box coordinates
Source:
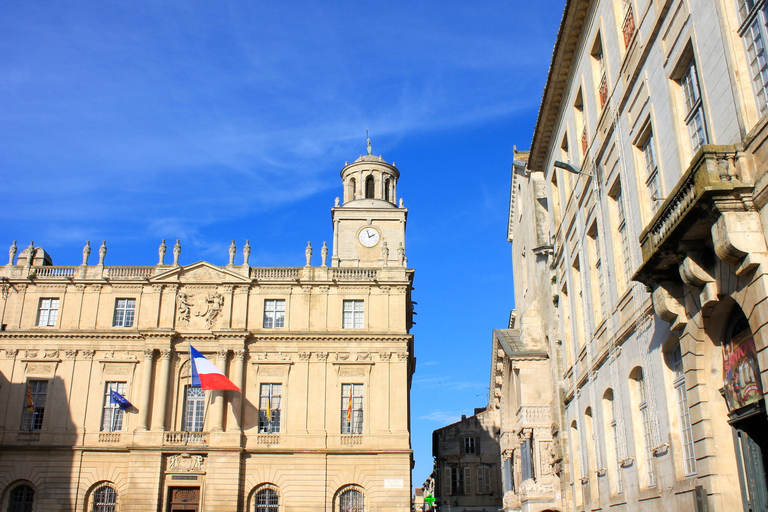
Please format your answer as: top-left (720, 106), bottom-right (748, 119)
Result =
top-left (0, 151), bottom-right (415, 512)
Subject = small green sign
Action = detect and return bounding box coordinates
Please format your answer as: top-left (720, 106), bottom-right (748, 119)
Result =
top-left (425, 493), bottom-right (435, 505)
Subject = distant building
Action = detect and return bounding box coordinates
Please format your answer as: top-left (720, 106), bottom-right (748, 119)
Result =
top-left (431, 409), bottom-right (502, 511)
top-left (499, 149), bottom-right (561, 512)
top-left (509, 0), bottom-right (768, 510)
top-left (0, 150), bottom-right (415, 511)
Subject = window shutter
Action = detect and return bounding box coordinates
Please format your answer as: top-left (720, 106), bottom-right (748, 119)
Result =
top-left (477, 466), bottom-right (484, 494)
top-left (464, 466), bottom-right (471, 495)
top-left (444, 466), bottom-right (452, 495)
top-left (476, 437), bottom-right (480, 454)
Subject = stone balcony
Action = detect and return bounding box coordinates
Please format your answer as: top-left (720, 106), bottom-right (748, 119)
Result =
top-left (634, 145), bottom-right (755, 286)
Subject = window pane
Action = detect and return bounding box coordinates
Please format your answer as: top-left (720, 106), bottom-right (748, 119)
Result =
top-left (184, 386), bottom-right (206, 432)
top-left (9, 485), bottom-right (35, 512)
top-left (21, 380), bottom-right (47, 431)
top-left (102, 382), bottom-right (127, 432)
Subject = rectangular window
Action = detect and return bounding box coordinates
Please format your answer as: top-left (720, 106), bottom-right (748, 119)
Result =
top-left (448, 466), bottom-right (470, 495)
top-left (680, 58), bottom-right (708, 153)
top-left (609, 396), bottom-right (624, 494)
top-left (37, 298), bottom-right (59, 327)
top-left (342, 300), bottom-right (364, 329)
top-left (641, 131), bottom-right (661, 213)
top-left (21, 380), bottom-right (47, 431)
top-left (184, 385), bottom-right (205, 432)
top-left (622, 1), bottom-right (636, 47)
top-left (102, 382), bottom-right (127, 431)
top-left (259, 383), bottom-right (282, 433)
top-left (613, 184), bottom-right (632, 284)
top-left (740, 1), bottom-right (768, 114)
top-left (341, 383), bottom-right (363, 434)
top-left (113, 298), bottom-right (136, 327)
top-left (637, 372), bottom-right (657, 486)
top-left (263, 299), bottom-right (285, 328)
top-left (672, 346), bottom-right (697, 476)
top-left (463, 436), bottom-right (477, 455)
top-left (477, 466), bottom-right (491, 494)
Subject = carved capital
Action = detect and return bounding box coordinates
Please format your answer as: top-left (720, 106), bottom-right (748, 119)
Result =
top-left (298, 352), bottom-right (311, 361)
top-left (234, 349), bottom-right (246, 361)
top-left (316, 352), bottom-right (329, 362)
top-left (143, 348), bottom-right (155, 360)
top-left (5, 349), bottom-right (18, 360)
top-left (217, 349), bottom-right (228, 362)
top-left (397, 352), bottom-right (408, 361)
top-left (82, 350), bottom-right (95, 360)
top-left (160, 349), bottom-right (172, 361)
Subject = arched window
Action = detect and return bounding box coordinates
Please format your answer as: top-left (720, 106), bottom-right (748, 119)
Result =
top-left (7, 485), bottom-right (34, 512)
top-left (337, 487), bottom-right (364, 512)
top-left (254, 487), bottom-right (278, 512)
top-left (92, 484), bottom-right (117, 512)
top-left (365, 176), bottom-right (374, 198)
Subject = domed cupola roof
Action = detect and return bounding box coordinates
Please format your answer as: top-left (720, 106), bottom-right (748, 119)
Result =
top-left (339, 135), bottom-right (400, 206)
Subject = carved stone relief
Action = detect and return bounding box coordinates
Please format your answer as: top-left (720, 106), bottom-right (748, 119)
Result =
top-left (339, 367), bottom-right (367, 377)
top-left (26, 363), bottom-right (54, 375)
top-left (167, 453), bottom-right (205, 473)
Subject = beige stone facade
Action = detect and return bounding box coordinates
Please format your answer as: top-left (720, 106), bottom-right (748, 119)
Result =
top-left (0, 153), bottom-right (415, 511)
top-left (510, 0), bottom-right (768, 511)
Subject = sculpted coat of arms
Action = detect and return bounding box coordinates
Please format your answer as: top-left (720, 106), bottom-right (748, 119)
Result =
top-left (176, 291), bottom-right (224, 330)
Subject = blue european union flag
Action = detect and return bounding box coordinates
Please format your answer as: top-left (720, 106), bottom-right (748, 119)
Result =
top-left (110, 389), bottom-right (134, 410)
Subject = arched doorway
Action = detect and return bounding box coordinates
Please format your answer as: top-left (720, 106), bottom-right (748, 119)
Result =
top-left (722, 309), bottom-right (768, 511)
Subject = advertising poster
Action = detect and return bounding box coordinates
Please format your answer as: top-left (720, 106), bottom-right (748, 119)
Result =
top-left (722, 329), bottom-right (763, 411)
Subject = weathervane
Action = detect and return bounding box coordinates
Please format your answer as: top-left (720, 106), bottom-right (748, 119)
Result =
top-left (366, 129), bottom-right (372, 155)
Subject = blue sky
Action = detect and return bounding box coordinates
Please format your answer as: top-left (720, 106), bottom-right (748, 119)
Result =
top-left (1, 0), bottom-right (563, 489)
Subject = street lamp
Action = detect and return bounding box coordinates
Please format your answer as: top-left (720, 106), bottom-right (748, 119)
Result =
top-left (554, 160), bottom-right (594, 177)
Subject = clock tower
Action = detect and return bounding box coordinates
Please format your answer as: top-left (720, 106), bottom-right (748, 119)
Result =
top-left (331, 147), bottom-right (407, 267)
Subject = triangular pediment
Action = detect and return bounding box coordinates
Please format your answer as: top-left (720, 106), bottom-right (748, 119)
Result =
top-left (149, 261), bottom-right (251, 284)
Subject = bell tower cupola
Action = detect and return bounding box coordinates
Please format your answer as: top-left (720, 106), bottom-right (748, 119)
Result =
top-left (331, 137), bottom-right (408, 267)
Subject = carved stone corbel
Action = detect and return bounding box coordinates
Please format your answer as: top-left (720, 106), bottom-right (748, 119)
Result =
top-left (711, 211), bottom-right (768, 275)
top-left (679, 253), bottom-right (717, 308)
top-left (652, 281), bottom-right (687, 331)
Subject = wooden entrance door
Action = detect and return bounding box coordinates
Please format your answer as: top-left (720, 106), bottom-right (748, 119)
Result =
top-left (168, 487), bottom-right (200, 512)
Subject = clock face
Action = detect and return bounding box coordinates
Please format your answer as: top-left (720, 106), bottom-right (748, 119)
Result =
top-left (358, 227), bottom-right (381, 247)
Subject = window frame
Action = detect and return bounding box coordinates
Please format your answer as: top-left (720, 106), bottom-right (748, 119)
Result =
top-left (263, 299), bottom-right (286, 329)
top-left (259, 383), bottom-right (282, 434)
top-left (254, 486), bottom-right (279, 512)
top-left (671, 345), bottom-right (697, 476)
top-left (342, 300), bottom-right (364, 329)
top-left (21, 380), bottom-right (47, 431)
top-left (91, 484), bottom-right (117, 512)
top-left (677, 57), bottom-right (708, 153)
top-left (462, 436), bottom-right (477, 455)
top-left (183, 385), bottom-right (206, 432)
top-left (738, 0), bottom-right (768, 115)
top-left (341, 383), bottom-right (364, 435)
top-left (36, 298), bottom-right (60, 327)
top-left (8, 484), bottom-right (35, 512)
top-left (337, 487), bottom-right (364, 512)
top-left (636, 370), bottom-right (657, 487)
top-left (113, 298), bottom-right (136, 328)
top-left (101, 382), bottom-right (127, 432)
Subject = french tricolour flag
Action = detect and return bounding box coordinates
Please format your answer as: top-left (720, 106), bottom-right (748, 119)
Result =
top-left (190, 345), bottom-right (241, 392)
